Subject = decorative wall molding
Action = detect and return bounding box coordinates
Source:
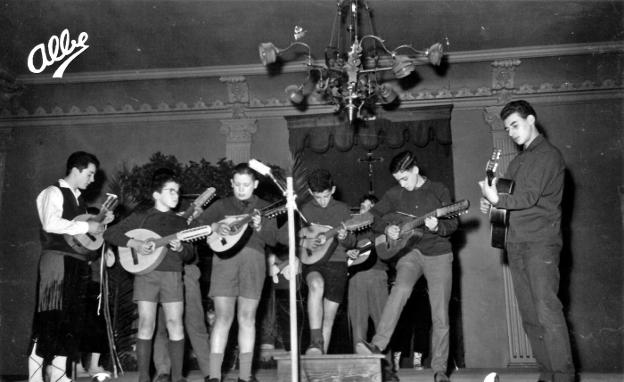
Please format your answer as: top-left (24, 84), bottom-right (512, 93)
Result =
top-left (1, 77), bottom-right (621, 123)
top-left (15, 41), bottom-right (624, 85)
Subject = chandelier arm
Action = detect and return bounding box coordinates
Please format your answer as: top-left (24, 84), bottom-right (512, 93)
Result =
top-left (393, 44), bottom-right (428, 57)
top-left (277, 42), bottom-right (313, 57)
top-left (360, 35), bottom-right (393, 55)
top-left (358, 67), bottom-right (392, 74)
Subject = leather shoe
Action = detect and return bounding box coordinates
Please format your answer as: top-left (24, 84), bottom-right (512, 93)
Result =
top-left (434, 372), bottom-right (450, 382)
top-left (356, 340), bottom-right (382, 355)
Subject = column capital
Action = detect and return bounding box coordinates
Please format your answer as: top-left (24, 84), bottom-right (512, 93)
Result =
top-left (219, 119), bottom-right (258, 163)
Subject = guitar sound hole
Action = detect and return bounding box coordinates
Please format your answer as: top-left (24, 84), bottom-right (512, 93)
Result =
top-left (220, 237), bottom-right (227, 245)
top-left (86, 233), bottom-right (96, 241)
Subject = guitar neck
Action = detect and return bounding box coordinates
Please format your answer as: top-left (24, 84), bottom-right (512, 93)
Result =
top-left (179, 203), bottom-right (198, 220)
top-left (486, 170), bottom-right (495, 186)
top-left (150, 233), bottom-right (180, 249)
top-left (91, 198), bottom-right (116, 223)
top-left (400, 212), bottom-right (433, 233)
top-left (228, 205), bottom-right (286, 232)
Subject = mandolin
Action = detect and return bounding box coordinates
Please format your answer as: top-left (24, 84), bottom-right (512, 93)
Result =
top-left (207, 203), bottom-right (287, 258)
top-left (298, 212), bottom-right (374, 265)
top-left (118, 225), bottom-right (212, 274)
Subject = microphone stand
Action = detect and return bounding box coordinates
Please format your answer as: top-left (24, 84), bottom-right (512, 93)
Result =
top-left (267, 174), bottom-right (300, 382)
top-left (249, 159), bottom-right (303, 381)
top-left (285, 177), bottom-right (299, 382)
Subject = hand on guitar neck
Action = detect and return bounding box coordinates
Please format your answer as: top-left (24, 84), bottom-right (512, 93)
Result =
top-left (87, 213), bottom-right (114, 235)
top-left (300, 223), bottom-right (348, 250)
top-left (212, 209), bottom-right (262, 237)
top-left (65, 193), bottom-right (118, 255)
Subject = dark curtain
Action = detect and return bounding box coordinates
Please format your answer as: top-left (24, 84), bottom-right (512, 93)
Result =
top-left (286, 107), bottom-right (455, 207)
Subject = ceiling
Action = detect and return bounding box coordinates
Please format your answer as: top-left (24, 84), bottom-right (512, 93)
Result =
top-left (1, 0), bottom-right (623, 77)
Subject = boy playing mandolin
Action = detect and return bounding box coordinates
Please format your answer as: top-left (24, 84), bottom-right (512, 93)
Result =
top-left (104, 168), bottom-right (194, 382)
top-left (298, 169), bottom-right (356, 355)
top-left (195, 163), bottom-right (285, 382)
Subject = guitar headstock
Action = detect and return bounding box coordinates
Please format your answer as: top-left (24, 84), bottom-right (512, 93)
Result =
top-left (345, 211), bottom-right (374, 232)
top-left (264, 205), bottom-right (287, 219)
top-left (486, 148), bottom-right (502, 185)
top-left (193, 187), bottom-right (217, 208)
top-left (179, 225), bottom-right (213, 241)
top-left (102, 193), bottom-right (118, 212)
top-left (437, 199), bottom-right (470, 219)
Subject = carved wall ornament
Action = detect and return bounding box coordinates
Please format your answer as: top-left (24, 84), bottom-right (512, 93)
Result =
top-left (220, 76), bottom-right (249, 104)
top-left (491, 59), bottom-right (521, 92)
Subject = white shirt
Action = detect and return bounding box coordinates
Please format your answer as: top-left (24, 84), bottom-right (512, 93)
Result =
top-left (36, 179), bottom-right (89, 235)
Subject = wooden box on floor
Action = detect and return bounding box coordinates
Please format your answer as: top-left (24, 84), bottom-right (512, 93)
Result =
top-left (274, 353), bottom-right (386, 382)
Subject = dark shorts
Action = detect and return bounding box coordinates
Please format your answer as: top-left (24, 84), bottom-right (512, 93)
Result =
top-left (133, 270), bottom-right (184, 303)
top-left (209, 247), bottom-right (266, 300)
top-left (303, 260), bottom-right (348, 303)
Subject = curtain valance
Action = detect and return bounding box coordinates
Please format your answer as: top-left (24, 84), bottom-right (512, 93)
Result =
top-left (287, 106), bottom-right (452, 154)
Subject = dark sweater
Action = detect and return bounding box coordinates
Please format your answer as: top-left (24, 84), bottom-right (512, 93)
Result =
top-left (300, 198), bottom-right (356, 262)
top-left (371, 178), bottom-right (457, 256)
top-left (496, 134), bottom-right (565, 243)
top-left (104, 208), bottom-right (194, 272)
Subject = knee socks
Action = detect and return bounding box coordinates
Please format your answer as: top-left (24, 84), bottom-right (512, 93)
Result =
top-left (136, 339), bottom-right (153, 382)
top-left (310, 328), bottom-right (323, 348)
top-left (209, 353), bottom-right (224, 380)
top-left (238, 352), bottom-right (253, 381)
top-left (168, 339), bottom-right (185, 382)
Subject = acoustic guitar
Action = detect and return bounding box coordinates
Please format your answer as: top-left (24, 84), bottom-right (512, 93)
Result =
top-left (178, 187), bottom-right (216, 224)
top-left (375, 199), bottom-right (470, 261)
top-left (207, 203), bottom-right (287, 259)
top-left (486, 148), bottom-right (515, 249)
top-left (118, 225), bottom-right (212, 274)
top-left (298, 212), bottom-right (374, 265)
top-left (64, 193), bottom-right (118, 255)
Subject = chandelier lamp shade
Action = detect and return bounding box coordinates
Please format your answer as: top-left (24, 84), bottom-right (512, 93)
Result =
top-left (258, 0), bottom-right (444, 123)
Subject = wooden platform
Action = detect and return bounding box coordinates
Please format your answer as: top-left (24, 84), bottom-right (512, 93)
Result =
top-left (52, 368), bottom-right (624, 382)
top-left (8, 365), bottom-right (623, 382)
top-left (274, 353), bottom-right (386, 382)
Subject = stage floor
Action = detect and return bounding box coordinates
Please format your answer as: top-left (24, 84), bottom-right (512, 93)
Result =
top-left (71, 368), bottom-right (622, 382)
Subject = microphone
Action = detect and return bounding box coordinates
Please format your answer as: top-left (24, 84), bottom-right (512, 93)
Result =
top-left (249, 158), bottom-right (272, 176)
top-left (248, 158), bottom-right (308, 224)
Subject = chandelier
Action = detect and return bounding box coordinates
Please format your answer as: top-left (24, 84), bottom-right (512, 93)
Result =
top-left (258, 0), bottom-right (444, 123)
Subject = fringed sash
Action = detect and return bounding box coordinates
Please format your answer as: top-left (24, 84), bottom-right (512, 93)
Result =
top-left (37, 250), bottom-right (66, 312)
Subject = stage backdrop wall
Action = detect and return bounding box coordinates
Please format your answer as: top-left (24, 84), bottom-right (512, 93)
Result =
top-left (0, 50), bottom-right (622, 374)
